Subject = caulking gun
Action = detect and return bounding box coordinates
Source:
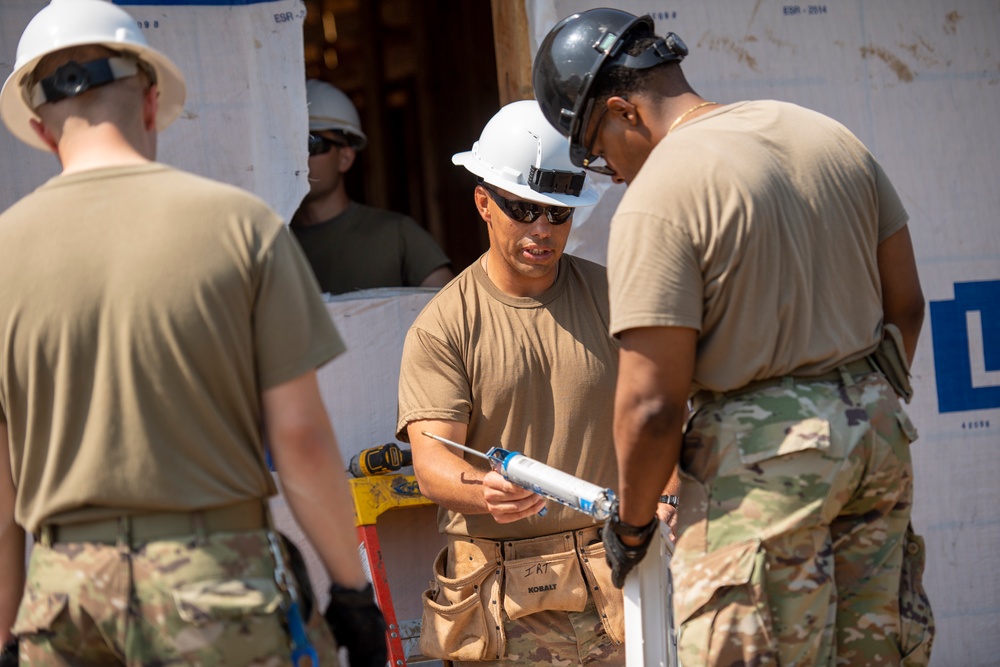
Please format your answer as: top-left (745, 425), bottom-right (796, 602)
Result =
top-left (421, 431), bottom-right (616, 521)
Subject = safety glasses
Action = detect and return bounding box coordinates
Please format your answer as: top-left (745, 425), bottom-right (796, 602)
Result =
top-left (571, 97), bottom-right (617, 176)
top-left (483, 186), bottom-right (574, 225)
top-left (307, 133), bottom-right (349, 156)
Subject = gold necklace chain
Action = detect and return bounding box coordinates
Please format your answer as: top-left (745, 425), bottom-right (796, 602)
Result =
top-left (667, 101), bottom-right (717, 134)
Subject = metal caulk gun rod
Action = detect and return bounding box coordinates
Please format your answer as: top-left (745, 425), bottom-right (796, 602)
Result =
top-left (421, 431), bottom-right (493, 460)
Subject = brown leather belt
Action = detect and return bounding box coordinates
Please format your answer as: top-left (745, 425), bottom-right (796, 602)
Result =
top-left (38, 499), bottom-right (268, 546)
top-left (452, 524), bottom-right (604, 563)
top-left (691, 357), bottom-right (879, 411)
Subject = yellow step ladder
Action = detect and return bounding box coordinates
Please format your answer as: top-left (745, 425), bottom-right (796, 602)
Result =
top-left (349, 474), bottom-right (440, 666)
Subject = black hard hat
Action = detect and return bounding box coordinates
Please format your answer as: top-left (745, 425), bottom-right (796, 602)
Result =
top-left (532, 8), bottom-right (687, 168)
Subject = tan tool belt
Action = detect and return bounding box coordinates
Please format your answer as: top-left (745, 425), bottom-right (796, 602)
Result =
top-left (37, 499), bottom-right (268, 547)
top-left (419, 525), bottom-right (624, 661)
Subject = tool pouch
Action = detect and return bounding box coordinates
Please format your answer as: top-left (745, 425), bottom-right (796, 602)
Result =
top-left (502, 532), bottom-right (588, 620)
top-left (420, 538), bottom-right (504, 661)
top-left (871, 323), bottom-right (913, 403)
top-left (578, 538), bottom-right (625, 644)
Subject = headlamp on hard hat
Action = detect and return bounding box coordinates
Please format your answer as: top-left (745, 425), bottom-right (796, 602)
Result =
top-left (528, 165), bottom-right (585, 197)
top-left (29, 56), bottom-right (149, 109)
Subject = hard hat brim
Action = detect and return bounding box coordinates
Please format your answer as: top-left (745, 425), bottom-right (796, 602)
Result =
top-left (307, 118), bottom-right (368, 151)
top-left (452, 150), bottom-right (599, 208)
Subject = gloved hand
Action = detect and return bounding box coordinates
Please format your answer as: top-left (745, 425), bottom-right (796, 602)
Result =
top-left (0, 638), bottom-right (17, 667)
top-left (602, 501), bottom-right (658, 589)
top-left (323, 583), bottom-right (387, 667)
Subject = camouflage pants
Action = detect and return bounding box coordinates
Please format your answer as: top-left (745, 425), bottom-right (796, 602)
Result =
top-left (455, 599), bottom-right (624, 667)
top-left (12, 529), bottom-right (340, 666)
top-left (673, 373), bottom-right (934, 667)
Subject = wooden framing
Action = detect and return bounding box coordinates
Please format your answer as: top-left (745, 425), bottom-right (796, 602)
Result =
top-left (490, 0), bottom-right (535, 104)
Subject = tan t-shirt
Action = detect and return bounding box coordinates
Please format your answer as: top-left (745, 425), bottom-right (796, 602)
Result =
top-left (397, 254), bottom-right (619, 540)
top-left (608, 100), bottom-right (909, 393)
top-left (0, 164), bottom-right (344, 533)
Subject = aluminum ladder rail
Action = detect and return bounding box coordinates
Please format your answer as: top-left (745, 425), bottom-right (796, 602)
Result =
top-left (623, 522), bottom-right (679, 667)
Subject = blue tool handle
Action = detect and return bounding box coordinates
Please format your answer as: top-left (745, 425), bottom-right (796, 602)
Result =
top-left (286, 601), bottom-right (319, 666)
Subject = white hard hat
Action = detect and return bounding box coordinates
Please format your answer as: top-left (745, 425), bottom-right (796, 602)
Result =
top-left (453, 100), bottom-right (598, 207)
top-left (306, 79), bottom-right (367, 150)
top-left (0, 0), bottom-right (187, 151)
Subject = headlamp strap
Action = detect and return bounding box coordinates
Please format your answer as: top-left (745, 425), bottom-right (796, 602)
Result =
top-left (528, 165), bottom-right (586, 197)
top-left (30, 56), bottom-right (142, 109)
top-left (618, 32), bottom-right (687, 70)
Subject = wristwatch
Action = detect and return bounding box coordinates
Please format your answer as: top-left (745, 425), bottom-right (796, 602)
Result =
top-left (658, 495), bottom-right (679, 507)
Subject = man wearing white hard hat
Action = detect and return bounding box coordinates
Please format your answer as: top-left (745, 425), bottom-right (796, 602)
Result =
top-left (290, 79), bottom-right (454, 294)
top-left (396, 100), bottom-right (627, 666)
top-left (0, 1), bottom-right (386, 665)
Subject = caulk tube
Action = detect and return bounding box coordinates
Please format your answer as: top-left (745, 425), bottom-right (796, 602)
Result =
top-left (495, 450), bottom-right (616, 520)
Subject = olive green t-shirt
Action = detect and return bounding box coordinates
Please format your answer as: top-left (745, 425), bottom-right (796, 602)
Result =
top-left (397, 254), bottom-right (619, 540)
top-left (291, 203), bottom-right (451, 295)
top-left (608, 100), bottom-right (909, 393)
top-left (0, 164), bottom-right (344, 533)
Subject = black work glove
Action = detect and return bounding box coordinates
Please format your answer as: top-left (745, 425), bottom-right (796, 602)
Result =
top-left (323, 583), bottom-right (387, 667)
top-left (0, 638), bottom-right (17, 667)
top-left (602, 501), bottom-right (658, 589)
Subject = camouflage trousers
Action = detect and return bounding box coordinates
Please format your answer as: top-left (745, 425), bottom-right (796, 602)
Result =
top-left (12, 528), bottom-right (340, 666)
top-left (673, 373), bottom-right (934, 666)
top-left (455, 599), bottom-right (624, 667)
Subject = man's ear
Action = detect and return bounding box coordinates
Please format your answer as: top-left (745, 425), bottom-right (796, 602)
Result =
top-left (607, 96), bottom-right (638, 126)
top-left (29, 117), bottom-right (59, 154)
top-left (338, 146), bottom-right (357, 173)
top-left (142, 84), bottom-right (159, 131)
top-left (474, 185), bottom-right (492, 225)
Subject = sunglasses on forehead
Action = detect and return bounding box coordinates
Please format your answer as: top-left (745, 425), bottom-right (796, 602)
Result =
top-left (307, 133), bottom-right (350, 156)
top-left (482, 186), bottom-right (574, 225)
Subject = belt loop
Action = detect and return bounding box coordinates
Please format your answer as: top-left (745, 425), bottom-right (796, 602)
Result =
top-left (838, 364), bottom-right (856, 387)
top-left (864, 354), bottom-right (879, 375)
top-left (39, 525), bottom-right (53, 548)
top-left (781, 376), bottom-right (795, 390)
top-left (117, 516), bottom-right (131, 553)
top-left (192, 511), bottom-right (208, 545)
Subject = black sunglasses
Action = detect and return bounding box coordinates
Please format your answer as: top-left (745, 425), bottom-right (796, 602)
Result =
top-left (307, 133), bottom-right (349, 156)
top-left (482, 186), bottom-right (574, 225)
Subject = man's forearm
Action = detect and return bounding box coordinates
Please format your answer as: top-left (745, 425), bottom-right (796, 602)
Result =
top-left (274, 430), bottom-right (368, 591)
top-left (877, 226), bottom-right (925, 364)
top-left (263, 373), bottom-right (368, 590)
top-left (407, 421), bottom-right (492, 515)
top-left (615, 399), bottom-right (684, 528)
top-left (613, 327), bottom-right (696, 530)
